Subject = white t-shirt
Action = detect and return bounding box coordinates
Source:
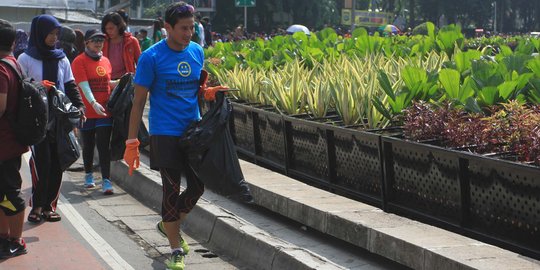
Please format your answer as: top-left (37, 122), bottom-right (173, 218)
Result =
top-left (17, 53), bottom-right (74, 92)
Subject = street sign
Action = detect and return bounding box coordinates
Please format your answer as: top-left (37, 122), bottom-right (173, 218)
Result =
top-left (235, 0), bottom-right (255, 7)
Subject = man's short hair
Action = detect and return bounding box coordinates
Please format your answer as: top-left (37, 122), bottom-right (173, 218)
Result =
top-left (139, 29), bottom-right (147, 34)
top-left (0, 19), bottom-right (16, 52)
top-left (164, 1), bottom-right (195, 28)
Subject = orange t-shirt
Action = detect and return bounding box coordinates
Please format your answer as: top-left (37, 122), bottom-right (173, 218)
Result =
top-left (72, 53), bottom-right (113, 119)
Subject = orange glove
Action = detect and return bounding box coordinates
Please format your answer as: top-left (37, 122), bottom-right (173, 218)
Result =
top-left (203, 86), bottom-right (229, 102)
top-left (124, 139), bottom-right (140, 176)
top-left (42, 80), bottom-right (55, 91)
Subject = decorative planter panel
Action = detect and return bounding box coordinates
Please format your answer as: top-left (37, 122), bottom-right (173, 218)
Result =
top-left (466, 155), bottom-right (540, 253)
top-left (255, 109), bottom-right (286, 170)
top-left (330, 126), bottom-right (383, 202)
top-left (383, 137), bottom-right (462, 223)
top-left (230, 103), bottom-right (256, 155)
top-left (286, 117), bottom-right (330, 183)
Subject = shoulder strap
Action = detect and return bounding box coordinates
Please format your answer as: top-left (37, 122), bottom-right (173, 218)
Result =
top-left (0, 58), bottom-right (23, 81)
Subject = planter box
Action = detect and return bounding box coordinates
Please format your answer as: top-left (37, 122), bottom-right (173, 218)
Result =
top-left (230, 103), bottom-right (256, 155)
top-left (254, 108), bottom-right (286, 171)
top-left (285, 116), bottom-right (330, 184)
top-left (329, 125), bottom-right (383, 204)
top-left (382, 137), bottom-right (463, 224)
top-left (465, 154), bottom-right (540, 254)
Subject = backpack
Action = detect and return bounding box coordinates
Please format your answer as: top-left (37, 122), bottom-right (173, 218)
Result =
top-left (0, 58), bottom-right (48, 146)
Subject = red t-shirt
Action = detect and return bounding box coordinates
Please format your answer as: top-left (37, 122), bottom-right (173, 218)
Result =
top-left (0, 56), bottom-right (28, 160)
top-left (72, 53), bottom-right (113, 119)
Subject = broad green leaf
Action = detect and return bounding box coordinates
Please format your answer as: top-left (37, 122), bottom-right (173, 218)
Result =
top-left (498, 81), bottom-right (518, 100)
top-left (478, 86), bottom-right (499, 106)
top-left (439, 69), bottom-right (461, 100)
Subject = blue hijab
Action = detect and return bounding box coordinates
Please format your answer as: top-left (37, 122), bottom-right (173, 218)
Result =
top-left (14, 30), bottom-right (29, 58)
top-left (25, 15), bottom-right (66, 84)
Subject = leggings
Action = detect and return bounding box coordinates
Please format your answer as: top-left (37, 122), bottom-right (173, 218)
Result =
top-left (160, 166), bottom-right (205, 222)
top-left (80, 126), bottom-right (112, 179)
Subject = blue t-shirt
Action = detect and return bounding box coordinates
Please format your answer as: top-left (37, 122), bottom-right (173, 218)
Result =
top-left (134, 40), bottom-right (204, 136)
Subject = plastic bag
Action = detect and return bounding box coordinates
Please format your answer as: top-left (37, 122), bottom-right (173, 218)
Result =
top-left (179, 92), bottom-right (253, 202)
top-left (108, 73), bottom-right (150, 160)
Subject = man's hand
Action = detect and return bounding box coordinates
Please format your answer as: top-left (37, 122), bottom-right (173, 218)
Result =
top-left (203, 86), bottom-right (229, 102)
top-left (124, 139), bottom-right (140, 176)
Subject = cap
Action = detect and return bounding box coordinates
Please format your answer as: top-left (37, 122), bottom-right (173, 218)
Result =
top-left (84, 29), bottom-right (106, 41)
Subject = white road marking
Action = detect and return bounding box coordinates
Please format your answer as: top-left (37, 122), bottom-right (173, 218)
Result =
top-left (58, 194), bottom-right (135, 270)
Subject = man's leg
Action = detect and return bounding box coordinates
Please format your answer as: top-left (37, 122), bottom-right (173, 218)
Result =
top-left (0, 156), bottom-right (27, 258)
top-left (159, 168), bottom-right (183, 250)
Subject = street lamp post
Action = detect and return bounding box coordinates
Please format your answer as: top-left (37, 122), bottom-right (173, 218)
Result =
top-left (351, 0), bottom-right (356, 32)
top-left (493, 1), bottom-right (497, 33)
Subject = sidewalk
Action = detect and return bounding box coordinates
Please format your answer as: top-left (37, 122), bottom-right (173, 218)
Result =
top-left (111, 157), bottom-right (540, 270)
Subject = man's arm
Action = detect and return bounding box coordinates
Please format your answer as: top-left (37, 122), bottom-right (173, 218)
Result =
top-left (0, 93), bottom-right (6, 118)
top-left (127, 84), bottom-right (149, 140)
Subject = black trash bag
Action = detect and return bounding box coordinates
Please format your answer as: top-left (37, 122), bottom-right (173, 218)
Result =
top-left (48, 87), bottom-right (82, 171)
top-left (179, 92), bottom-right (253, 203)
top-left (107, 73), bottom-right (150, 161)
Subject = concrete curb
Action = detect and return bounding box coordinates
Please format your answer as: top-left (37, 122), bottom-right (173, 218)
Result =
top-left (110, 160), bottom-right (345, 270)
top-left (112, 158), bottom-right (540, 270)
top-left (239, 161), bottom-right (540, 270)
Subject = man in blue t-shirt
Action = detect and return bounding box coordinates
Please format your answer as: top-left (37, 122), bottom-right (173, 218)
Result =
top-left (123, 2), bottom-right (224, 270)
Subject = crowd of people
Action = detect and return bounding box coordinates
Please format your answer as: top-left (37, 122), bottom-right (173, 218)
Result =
top-left (0, 2), bottom-right (225, 270)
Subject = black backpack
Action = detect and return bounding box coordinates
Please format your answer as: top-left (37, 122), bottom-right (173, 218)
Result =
top-left (0, 58), bottom-right (48, 146)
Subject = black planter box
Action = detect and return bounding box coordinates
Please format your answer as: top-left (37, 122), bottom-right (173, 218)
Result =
top-left (285, 116), bottom-right (330, 184)
top-left (382, 136), bottom-right (462, 224)
top-left (230, 103), bottom-right (256, 155)
top-left (329, 125), bottom-right (383, 204)
top-left (254, 108), bottom-right (286, 171)
top-left (465, 153), bottom-right (540, 255)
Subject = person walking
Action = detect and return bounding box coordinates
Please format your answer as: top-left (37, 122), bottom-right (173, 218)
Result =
top-left (0, 19), bottom-right (28, 259)
top-left (123, 2), bottom-right (225, 269)
top-left (72, 29), bottom-right (117, 194)
top-left (57, 26), bottom-right (78, 63)
top-left (17, 14), bottom-right (85, 223)
top-left (152, 19), bottom-right (167, 44)
top-left (138, 29), bottom-right (153, 51)
top-left (101, 12), bottom-right (141, 80)
top-left (13, 30), bottom-right (28, 59)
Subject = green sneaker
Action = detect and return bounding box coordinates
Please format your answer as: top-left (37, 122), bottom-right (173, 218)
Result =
top-left (165, 250), bottom-right (185, 270)
top-left (156, 221), bottom-right (190, 254)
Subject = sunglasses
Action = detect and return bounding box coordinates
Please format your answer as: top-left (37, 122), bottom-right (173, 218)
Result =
top-left (172, 4), bottom-right (195, 16)
top-left (90, 37), bottom-right (105, 43)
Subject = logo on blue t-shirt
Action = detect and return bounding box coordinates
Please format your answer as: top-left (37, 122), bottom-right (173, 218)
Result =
top-left (177, 62), bottom-right (191, 77)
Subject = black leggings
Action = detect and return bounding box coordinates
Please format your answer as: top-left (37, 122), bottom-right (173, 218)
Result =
top-left (80, 126), bottom-right (112, 179)
top-left (30, 140), bottom-right (63, 211)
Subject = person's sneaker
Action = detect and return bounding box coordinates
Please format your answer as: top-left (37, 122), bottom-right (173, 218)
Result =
top-left (156, 221), bottom-right (190, 254)
top-left (102, 179), bottom-right (114, 195)
top-left (84, 173), bottom-right (96, 188)
top-left (165, 249), bottom-right (185, 270)
top-left (0, 238), bottom-right (27, 259)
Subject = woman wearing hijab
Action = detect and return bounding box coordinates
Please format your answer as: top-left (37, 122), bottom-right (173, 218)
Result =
top-left (72, 29), bottom-right (117, 194)
top-left (13, 30), bottom-right (28, 59)
top-left (17, 15), bottom-right (85, 223)
top-left (101, 12), bottom-right (141, 80)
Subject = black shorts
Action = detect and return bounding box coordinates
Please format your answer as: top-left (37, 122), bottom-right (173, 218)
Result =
top-left (150, 135), bottom-right (185, 170)
top-left (0, 156), bottom-right (26, 215)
